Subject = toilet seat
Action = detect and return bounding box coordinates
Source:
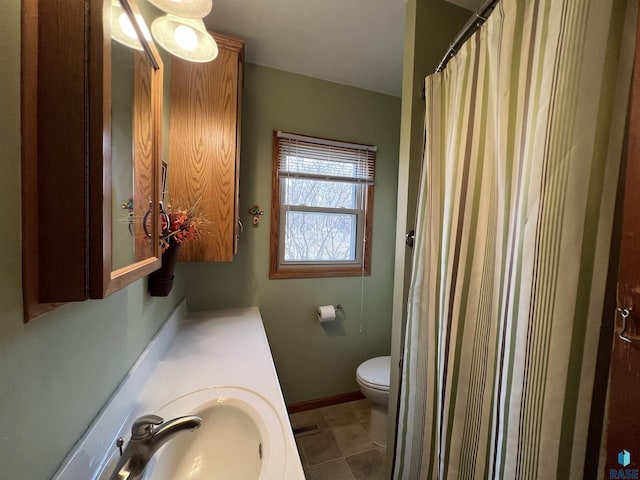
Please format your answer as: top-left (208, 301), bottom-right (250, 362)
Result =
top-left (356, 356), bottom-right (390, 392)
top-left (357, 377), bottom-right (389, 392)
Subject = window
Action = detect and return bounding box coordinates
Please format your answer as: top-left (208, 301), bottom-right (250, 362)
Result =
top-left (269, 131), bottom-right (376, 279)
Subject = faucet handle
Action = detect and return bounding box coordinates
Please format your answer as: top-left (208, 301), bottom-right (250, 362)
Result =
top-left (131, 414), bottom-right (164, 439)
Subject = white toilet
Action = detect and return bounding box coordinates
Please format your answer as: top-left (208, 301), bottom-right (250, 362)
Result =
top-left (356, 355), bottom-right (391, 446)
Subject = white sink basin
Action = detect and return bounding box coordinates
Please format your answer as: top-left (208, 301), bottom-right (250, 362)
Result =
top-left (142, 386), bottom-right (287, 480)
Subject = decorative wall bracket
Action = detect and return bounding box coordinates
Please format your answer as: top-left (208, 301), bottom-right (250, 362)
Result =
top-left (248, 205), bottom-right (264, 226)
top-left (122, 197), bottom-right (134, 235)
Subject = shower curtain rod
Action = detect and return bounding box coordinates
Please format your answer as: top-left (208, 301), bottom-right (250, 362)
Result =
top-left (422, 0), bottom-right (499, 99)
top-left (436, 0), bottom-right (500, 72)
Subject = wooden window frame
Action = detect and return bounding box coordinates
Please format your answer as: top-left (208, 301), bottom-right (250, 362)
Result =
top-left (269, 131), bottom-right (374, 279)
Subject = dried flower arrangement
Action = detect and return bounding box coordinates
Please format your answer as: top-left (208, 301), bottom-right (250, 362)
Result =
top-left (160, 199), bottom-right (209, 252)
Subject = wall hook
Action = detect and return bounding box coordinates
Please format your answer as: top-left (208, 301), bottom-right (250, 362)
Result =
top-left (617, 307), bottom-right (632, 344)
top-left (248, 205), bottom-right (264, 226)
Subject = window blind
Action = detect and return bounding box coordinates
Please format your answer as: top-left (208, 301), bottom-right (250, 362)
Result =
top-left (277, 131), bottom-right (376, 184)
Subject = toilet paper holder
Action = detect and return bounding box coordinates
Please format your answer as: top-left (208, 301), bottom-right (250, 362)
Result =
top-left (316, 304), bottom-right (344, 323)
top-left (319, 304), bottom-right (343, 311)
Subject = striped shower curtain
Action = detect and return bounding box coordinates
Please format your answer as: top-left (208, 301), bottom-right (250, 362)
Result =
top-left (394, 0), bottom-right (637, 478)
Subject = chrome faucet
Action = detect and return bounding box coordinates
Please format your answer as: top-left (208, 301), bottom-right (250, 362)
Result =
top-left (109, 413), bottom-right (202, 480)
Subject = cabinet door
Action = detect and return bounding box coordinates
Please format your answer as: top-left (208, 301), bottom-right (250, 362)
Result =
top-left (168, 33), bottom-right (244, 262)
top-left (89, 5), bottom-right (164, 298)
top-left (21, 0), bottom-right (163, 321)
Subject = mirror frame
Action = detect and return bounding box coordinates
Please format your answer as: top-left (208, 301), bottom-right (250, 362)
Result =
top-left (89, 0), bottom-right (164, 298)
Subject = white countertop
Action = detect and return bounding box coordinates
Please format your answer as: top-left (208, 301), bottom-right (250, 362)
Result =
top-left (136, 307), bottom-right (305, 480)
top-left (138, 308), bottom-right (289, 410)
top-left (52, 303), bottom-right (305, 480)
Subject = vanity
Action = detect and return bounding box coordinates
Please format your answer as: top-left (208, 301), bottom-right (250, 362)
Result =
top-left (51, 304), bottom-right (305, 480)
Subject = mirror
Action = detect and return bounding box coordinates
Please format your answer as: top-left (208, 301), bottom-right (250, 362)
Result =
top-left (111, 40), bottom-right (137, 270)
top-left (110, 36), bottom-right (156, 271)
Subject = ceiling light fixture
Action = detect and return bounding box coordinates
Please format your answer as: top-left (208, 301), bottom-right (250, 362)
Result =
top-left (151, 15), bottom-right (218, 63)
top-left (147, 0), bottom-right (212, 19)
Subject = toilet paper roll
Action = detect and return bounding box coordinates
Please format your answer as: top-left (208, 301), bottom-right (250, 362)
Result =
top-left (317, 305), bottom-right (336, 323)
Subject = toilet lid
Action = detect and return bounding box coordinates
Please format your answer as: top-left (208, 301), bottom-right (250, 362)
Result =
top-left (357, 356), bottom-right (391, 391)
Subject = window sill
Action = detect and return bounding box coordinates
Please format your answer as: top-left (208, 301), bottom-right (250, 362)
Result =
top-left (269, 265), bottom-right (371, 279)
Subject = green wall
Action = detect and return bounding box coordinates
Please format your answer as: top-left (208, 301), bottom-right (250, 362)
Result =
top-left (186, 64), bottom-right (401, 404)
top-left (0, 0), bottom-right (467, 475)
top-left (0, 2), bottom-right (186, 479)
top-left (388, 0), bottom-right (470, 465)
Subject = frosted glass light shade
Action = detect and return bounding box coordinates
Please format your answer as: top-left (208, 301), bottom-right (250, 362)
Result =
top-left (151, 15), bottom-right (218, 63)
top-left (110, 0), bottom-right (152, 51)
top-left (147, 0), bottom-right (212, 19)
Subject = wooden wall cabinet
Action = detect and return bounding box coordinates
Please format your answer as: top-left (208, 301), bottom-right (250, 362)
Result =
top-left (168, 33), bottom-right (244, 262)
top-left (21, 0), bottom-right (164, 321)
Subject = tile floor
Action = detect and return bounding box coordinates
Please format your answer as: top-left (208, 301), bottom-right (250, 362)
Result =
top-left (289, 399), bottom-right (387, 480)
